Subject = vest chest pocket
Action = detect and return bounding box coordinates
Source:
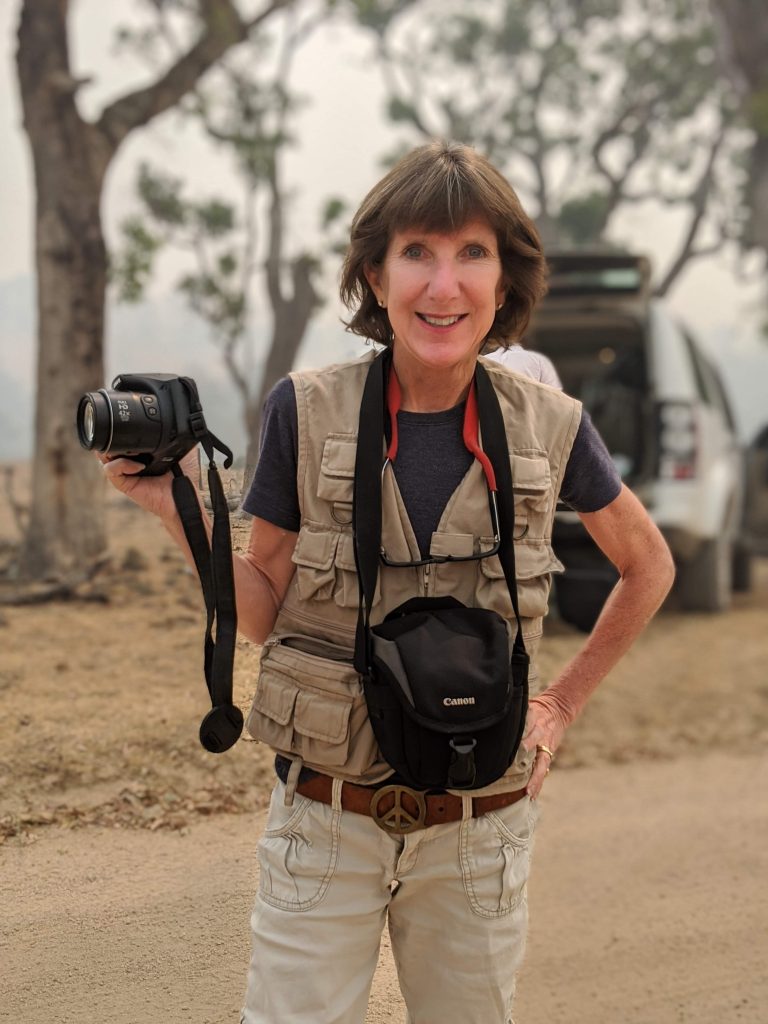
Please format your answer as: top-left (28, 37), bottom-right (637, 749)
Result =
top-left (318, 435), bottom-right (356, 525)
top-left (291, 527), bottom-right (339, 603)
top-left (478, 537), bottom-right (564, 621)
top-left (246, 636), bottom-right (378, 774)
top-left (511, 454), bottom-right (551, 540)
top-left (291, 525), bottom-right (379, 610)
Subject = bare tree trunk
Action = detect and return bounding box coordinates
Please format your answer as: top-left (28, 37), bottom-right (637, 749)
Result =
top-left (241, 267), bottom-right (317, 497)
top-left (15, 0), bottom-right (290, 584)
top-left (16, 0), bottom-right (111, 581)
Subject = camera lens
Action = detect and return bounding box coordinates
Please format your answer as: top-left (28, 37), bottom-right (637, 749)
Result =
top-left (76, 391), bottom-right (113, 451)
top-left (83, 402), bottom-right (95, 444)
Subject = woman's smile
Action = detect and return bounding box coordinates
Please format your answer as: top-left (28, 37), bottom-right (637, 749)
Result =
top-left (416, 312), bottom-right (468, 328)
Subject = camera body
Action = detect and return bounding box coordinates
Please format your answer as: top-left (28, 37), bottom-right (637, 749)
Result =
top-left (77, 373), bottom-right (205, 475)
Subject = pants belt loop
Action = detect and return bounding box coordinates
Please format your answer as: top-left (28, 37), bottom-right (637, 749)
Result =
top-left (461, 794), bottom-right (473, 821)
top-left (283, 757), bottom-right (304, 807)
top-left (331, 776), bottom-right (344, 813)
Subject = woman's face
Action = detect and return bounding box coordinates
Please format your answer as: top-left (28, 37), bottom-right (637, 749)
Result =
top-left (365, 218), bottom-right (505, 376)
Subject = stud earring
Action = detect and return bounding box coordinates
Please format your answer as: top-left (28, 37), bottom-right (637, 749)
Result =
top-left (496, 302), bottom-right (503, 310)
top-left (379, 299), bottom-right (386, 308)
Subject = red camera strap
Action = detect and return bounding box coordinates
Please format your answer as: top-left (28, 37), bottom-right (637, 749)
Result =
top-left (385, 366), bottom-right (497, 491)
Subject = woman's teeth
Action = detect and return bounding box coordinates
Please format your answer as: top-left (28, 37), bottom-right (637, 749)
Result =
top-left (419, 314), bottom-right (463, 326)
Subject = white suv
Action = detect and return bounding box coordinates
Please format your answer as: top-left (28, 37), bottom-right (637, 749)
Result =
top-left (525, 252), bottom-right (763, 630)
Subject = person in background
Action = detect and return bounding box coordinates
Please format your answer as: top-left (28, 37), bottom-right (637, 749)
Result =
top-left (486, 339), bottom-right (563, 388)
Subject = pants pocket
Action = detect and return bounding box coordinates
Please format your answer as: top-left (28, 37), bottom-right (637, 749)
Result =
top-left (459, 798), bottom-right (537, 918)
top-left (257, 783), bottom-right (341, 912)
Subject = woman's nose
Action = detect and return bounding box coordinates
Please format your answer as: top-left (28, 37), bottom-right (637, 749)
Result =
top-left (426, 258), bottom-right (461, 300)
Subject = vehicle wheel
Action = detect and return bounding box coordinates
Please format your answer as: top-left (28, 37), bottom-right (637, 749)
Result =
top-left (731, 544), bottom-right (753, 593)
top-left (554, 573), bottom-right (617, 633)
top-left (677, 535), bottom-right (732, 612)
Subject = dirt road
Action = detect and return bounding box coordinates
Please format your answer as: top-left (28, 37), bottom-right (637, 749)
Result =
top-left (2, 488), bottom-right (768, 1023)
top-left (2, 752), bottom-right (766, 1024)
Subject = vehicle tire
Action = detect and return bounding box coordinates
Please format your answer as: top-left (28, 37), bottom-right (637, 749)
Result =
top-left (676, 535), bottom-right (732, 612)
top-left (554, 572), bottom-right (617, 633)
top-left (731, 544), bottom-right (753, 593)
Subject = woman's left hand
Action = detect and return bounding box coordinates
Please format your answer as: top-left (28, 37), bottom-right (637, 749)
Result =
top-left (522, 692), bottom-right (569, 799)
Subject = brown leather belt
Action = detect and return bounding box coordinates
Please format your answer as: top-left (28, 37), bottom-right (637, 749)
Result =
top-left (295, 773), bottom-right (528, 836)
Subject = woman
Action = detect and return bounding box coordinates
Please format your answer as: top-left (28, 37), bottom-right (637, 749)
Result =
top-left (103, 141), bottom-right (674, 1023)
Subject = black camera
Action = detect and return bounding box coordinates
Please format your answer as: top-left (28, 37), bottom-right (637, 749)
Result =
top-left (77, 372), bottom-right (241, 753)
top-left (77, 373), bottom-right (206, 475)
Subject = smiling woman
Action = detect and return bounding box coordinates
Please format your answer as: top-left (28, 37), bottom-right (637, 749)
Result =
top-left (101, 140), bottom-right (675, 1024)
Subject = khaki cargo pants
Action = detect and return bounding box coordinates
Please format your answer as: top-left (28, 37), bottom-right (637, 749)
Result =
top-left (241, 779), bottom-right (538, 1024)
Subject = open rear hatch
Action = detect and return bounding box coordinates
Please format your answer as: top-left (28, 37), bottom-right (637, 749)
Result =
top-left (526, 252), bottom-right (656, 487)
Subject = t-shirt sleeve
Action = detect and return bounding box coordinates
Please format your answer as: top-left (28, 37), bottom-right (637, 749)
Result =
top-left (241, 377), bottom-right (301, 531)
top-left (559, 409), bottom-right (622, 513)
top-left (534, 353), bottom-right (563, 389)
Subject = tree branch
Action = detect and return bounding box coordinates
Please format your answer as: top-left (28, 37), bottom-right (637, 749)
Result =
top-left (97, 0), bottom-right (293, 154)
top-left (376, 36), bottom-right (435, 138)
top-left (264, 159), bottom-right (285, 311)
top-left (655, 128), bottom-right (726, 296)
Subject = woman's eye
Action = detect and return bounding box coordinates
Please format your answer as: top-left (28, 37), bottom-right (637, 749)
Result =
top-left (466, 245), bottom-right (488, 259)
top-left (403, 245), bottom-right (424, 259)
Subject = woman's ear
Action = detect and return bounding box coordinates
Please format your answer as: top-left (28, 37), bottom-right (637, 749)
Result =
top-left (364, 263), bottom-right (385, 307)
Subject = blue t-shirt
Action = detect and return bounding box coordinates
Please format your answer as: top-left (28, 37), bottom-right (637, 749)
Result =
top-left (243, 376), bottom-right (621, 551)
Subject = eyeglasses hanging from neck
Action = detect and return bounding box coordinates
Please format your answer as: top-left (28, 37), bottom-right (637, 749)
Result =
top-left (379, 365), bottom-right (501, 569)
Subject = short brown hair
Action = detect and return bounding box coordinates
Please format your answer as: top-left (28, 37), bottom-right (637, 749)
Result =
top-left (340, 140), bottom-right (547, 348)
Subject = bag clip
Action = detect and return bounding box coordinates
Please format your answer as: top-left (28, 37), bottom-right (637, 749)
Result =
top-left (448, 737), bottom-right (477, 789)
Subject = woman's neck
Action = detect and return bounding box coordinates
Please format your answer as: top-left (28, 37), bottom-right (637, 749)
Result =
top-left (392, 352), bottom-right (475, 412)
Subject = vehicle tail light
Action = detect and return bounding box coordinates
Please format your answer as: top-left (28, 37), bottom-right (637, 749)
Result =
top-left (657, 401), bottom-right (698, 479)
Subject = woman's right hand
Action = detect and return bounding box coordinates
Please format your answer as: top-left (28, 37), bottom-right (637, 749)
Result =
top-left (98, 446), bottom-right (201, 523)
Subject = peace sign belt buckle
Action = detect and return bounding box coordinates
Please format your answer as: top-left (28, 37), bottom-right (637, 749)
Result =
top-left (370, 784), bottom-right (428, 835)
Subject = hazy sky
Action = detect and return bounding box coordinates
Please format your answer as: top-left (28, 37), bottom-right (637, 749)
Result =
top-left (2, 0), bottom-right (766, 377)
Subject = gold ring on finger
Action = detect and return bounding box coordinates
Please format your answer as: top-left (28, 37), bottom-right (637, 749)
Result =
top-left (537, 743), bottom-right (555, 760)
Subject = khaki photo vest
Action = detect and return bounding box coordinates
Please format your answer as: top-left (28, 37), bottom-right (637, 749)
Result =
top-left (246, 353), bottom-right (581, 794)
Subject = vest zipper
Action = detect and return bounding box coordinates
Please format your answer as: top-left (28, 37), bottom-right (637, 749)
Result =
top-left (423, 561), bottom-right (431, 596)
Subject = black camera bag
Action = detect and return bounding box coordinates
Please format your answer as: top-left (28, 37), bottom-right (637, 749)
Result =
top-left (353, 352), bottom-right (529, 790)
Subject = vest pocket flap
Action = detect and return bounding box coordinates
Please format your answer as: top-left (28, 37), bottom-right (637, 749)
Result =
top-left (294, 690), bottom-right (352, 744)
top-left (429, 532), bottom-right (475, 558)
top-left (480, 541), bottom-right (564, 581)
top-left (511, 455), bottom-right (551, 494)
top-left (335, 530), bottom-right (357, 571)
top-left (292, 525), bottom-right (339, 571)
top-left (252, 671), bottom-right (299, 726)
top-left (318, 436), bottom-right (356, 502)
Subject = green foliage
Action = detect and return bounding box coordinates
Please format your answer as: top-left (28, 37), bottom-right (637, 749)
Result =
top-left (217, 251), bottom-right (239, 277)
top-left (110, 217), bottom-right (162, 303)
top-left (137, 164), bottom-right (187, 226)
top-left (178, 272), bottom-right (246, 341)
top-left (348, 0), bottom-right (418, 34)
top-left (194, 200), bottom-right (236, 236)
top-left (114, 160), bottom-right (243, 319)
top-left (322, 197), bottom-right (347, 228)
top-left (556, 192), bottom-right (612, 246)
top-left (376, 0), bottom-right (742, 267)
top-left (387, 96), bottom-right (420, 124)
top-left (747, 89), bottom-right (768, 138)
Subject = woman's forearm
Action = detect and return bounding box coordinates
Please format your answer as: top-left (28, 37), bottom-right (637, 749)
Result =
top-left (159, 497), bottom-right (295, 646)
top-left (536, 550), bottom-right (675, 727)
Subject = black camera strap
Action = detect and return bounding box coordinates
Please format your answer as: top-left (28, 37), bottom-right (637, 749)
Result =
top-left (170, 385), bottom-right (243, 754)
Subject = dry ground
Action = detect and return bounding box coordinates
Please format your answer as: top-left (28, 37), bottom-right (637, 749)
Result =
top-left (1, 466), bottom-right (767, 1022)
